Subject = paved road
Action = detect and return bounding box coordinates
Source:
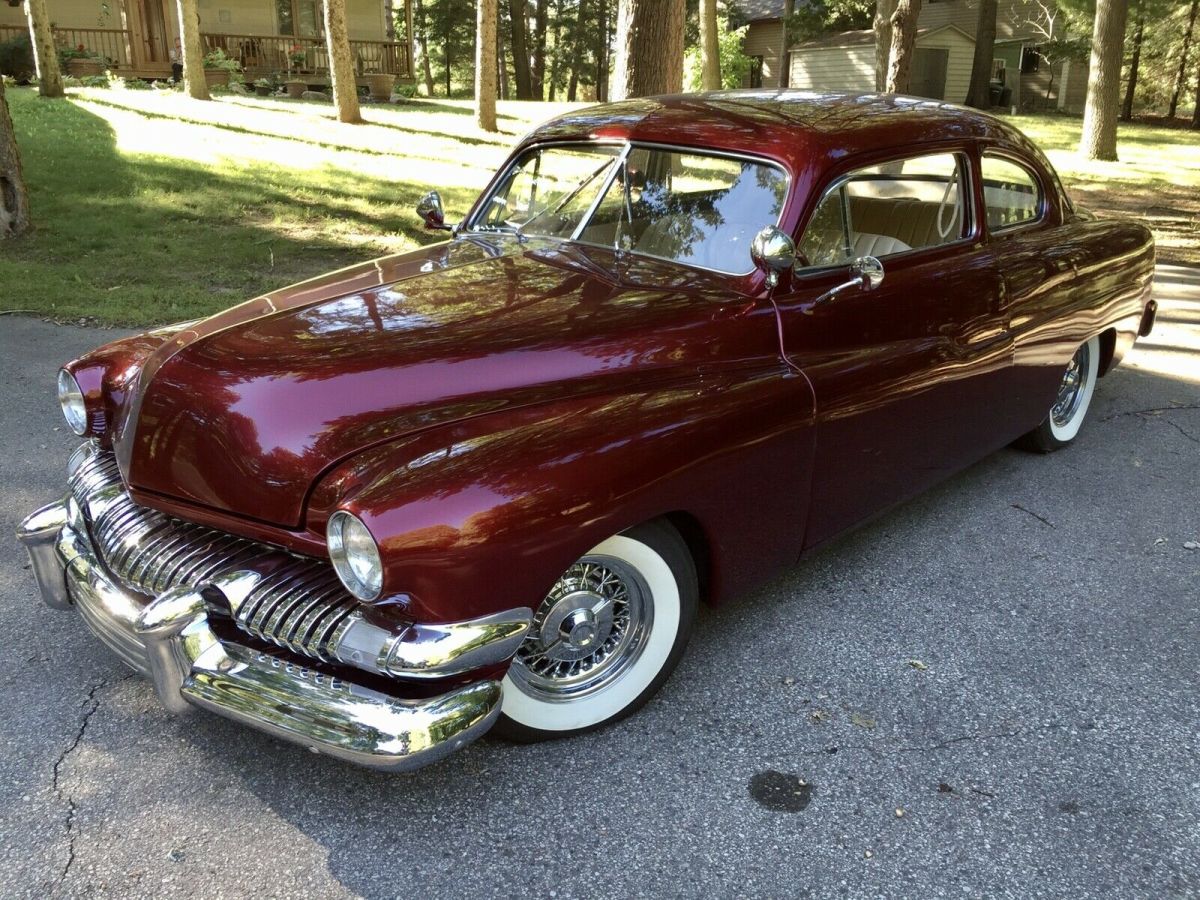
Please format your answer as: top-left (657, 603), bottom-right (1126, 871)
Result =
top-left (1, 267), bottom-right (1197, 899)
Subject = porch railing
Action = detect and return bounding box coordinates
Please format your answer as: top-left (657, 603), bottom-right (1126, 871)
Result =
top-left (200, 33), bottom-right (412, 80)
top-left (0, 25), bottom-right (135, 72)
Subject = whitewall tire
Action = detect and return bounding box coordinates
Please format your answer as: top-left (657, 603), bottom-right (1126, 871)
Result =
top-left (1020, 335), bottom-right (1100, 453)
top-left (496, 520), bottom-right (698, 741)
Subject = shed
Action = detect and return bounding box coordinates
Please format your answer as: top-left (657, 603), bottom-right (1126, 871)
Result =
top-left (788, 24), bottom-right (976, 103)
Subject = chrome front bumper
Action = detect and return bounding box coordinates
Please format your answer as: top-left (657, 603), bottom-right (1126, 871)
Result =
top-left (16, 497), bottom-right (505, 772)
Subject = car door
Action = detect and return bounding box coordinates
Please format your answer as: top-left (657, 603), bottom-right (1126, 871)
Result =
top-left (774, 148), bottom-right (1014, 550)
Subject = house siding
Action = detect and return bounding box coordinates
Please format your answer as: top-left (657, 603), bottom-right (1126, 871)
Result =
top-left (743, 19), bottom-right (786, 87)
top-left (789, 28), bottom-right (973, 101)
top-left (781, 0), bottom-right (1091, 114)
top-left (920, 0), bottom-right (1031, 42)
top-left (789, 45), bottom-right (875, 92)
top-left (916, 26), bottom-right (973, 102)
top-left (0, 0), bottom-right (387, 45)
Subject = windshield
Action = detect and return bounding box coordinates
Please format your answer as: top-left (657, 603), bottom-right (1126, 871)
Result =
top-left (473, 143), bottom-right (789, 276)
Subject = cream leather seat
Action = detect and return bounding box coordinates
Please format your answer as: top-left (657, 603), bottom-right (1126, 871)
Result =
top-left (850, 232), bottom-right (911, 258)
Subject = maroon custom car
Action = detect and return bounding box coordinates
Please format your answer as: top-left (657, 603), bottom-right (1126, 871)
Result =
top-left (18, 91), bottom-right (1157, 771)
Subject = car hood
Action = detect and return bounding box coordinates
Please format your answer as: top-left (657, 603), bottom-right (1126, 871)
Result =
top-left (114, 236), bottom-right (742, 528)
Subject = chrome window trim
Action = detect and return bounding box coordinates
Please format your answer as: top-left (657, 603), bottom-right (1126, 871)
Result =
top-left (796, 149), bottom-right (978, 277)
top-left (980, 149), bottom-right (1047, 236)
top-left (464, 138), bottom-right (793, 279)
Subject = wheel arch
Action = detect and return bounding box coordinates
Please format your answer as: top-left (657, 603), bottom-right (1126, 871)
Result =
top-left (1097, 327), bottom-right (1118, 378)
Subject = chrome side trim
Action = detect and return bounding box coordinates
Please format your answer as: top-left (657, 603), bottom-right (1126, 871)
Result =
top-left (18, 507), bottom-right (502, 772)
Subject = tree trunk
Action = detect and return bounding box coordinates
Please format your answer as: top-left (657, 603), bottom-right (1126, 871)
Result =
top-left (699, 0), bottom-right (720, 90)
top-left (23, 0), bottom-right (63, 98)
top-left (0, 80), bottom-right (31, 238)
top-left (1193, 53), bottom-right (1200, 128)
top-left (566, 0), bottom-right (587, 100)
top-left (531, 0), bottom-right (548, 99)
top-left (965, 0), bottom-right (998, 107)
top-left (323, 0), bottom-right (363, 122)
top-left (498, 15), bottom-right (509, 99)
top-left (443, 12), bottom-right (452, 96)
top-left (611, 0), bottom-right (685, 100)
top-left (778, 0), bottom-right (794, 87)
top-left (1121, 1), bottom-right (1144, 121)
top-left (547, 0), bottom-right (563, 100)
top-left (873, 0), bottom-right (894, 91)
top-left (414, 0), bottom-right (436, 96)
top-left (595, 0), bottom-right (609, 101)
top-left (476, 0), bottom-right (498, 130)
top-left (509, 0), bottom-right (533, 99)
top-left (1168, 0), bottom-right (1198, 119)
top-left (1080, 0), bottom-right (1128, 160)
top-left (885, 0), bottom-right (922, 94)
top-left (175, 0), bottom-right (211, 100)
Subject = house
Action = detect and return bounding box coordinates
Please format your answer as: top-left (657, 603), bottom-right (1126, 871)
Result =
top-left (0, 0), bottom-right (413, 84)
top-left (733, 0), bottom-right (1088, 111)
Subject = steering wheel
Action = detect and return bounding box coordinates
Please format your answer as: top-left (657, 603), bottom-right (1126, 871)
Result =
top-left (936, 176), bottom-right (959, 239)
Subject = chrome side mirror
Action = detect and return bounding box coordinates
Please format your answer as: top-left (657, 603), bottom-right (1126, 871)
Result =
top-left (751, 226), bottom-right (796, 288)
top-left (416, 190), bottom-right (450, 231)
top-left (851, 255), bottom-right (884, 291)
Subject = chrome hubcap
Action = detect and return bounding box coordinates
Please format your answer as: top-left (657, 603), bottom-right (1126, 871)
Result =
top-left (509, 557), bottom-right (651, 701)
top-left (1052, 342), bottom-right (1090, 428)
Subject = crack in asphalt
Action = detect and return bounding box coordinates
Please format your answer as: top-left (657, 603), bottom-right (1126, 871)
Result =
top-left (50, 676), bottom-right (130, 894)
top-left (1100, 403), bottom-right (1200, 422)
top-left (1011, 503), bottom-right (1055, 528)
top-left (811, 722), bottom-right (1071, 760)
top-left (1163, 418), bottom-right (1200, 445)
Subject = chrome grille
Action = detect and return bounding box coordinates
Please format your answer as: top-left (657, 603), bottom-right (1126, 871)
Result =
top-left (68, 444), bottom-right (363, 664)
top-left (232, 564), bottom-right (362, 663)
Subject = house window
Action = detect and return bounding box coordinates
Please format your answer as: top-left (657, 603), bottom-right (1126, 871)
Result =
top-left (990, 59), bottom-right (1006, 83)
top-left (277, 0), bottom-right (323, 36)
top-left (1020, 46), bottom-right (1040, 74)
top-left (749, 56), bottom-right (763, 89)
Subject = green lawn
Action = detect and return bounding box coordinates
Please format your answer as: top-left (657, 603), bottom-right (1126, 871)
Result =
top-left (1, 88), bottom-right (572, 325)
top-left (1012, 114), bottom-right (1200, 267)
top-left (2, 89), bottom-right (1197, 326)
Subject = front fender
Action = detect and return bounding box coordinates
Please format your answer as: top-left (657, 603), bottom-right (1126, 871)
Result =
top-left (307, 367), bottom-right (815, 622)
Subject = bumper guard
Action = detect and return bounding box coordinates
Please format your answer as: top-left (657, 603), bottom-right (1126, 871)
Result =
top-left (17, 498), bottom-right (507, 772)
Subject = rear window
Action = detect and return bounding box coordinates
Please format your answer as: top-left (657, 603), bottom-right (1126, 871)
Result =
top-left (981, 154), bottom-right (1043, 231)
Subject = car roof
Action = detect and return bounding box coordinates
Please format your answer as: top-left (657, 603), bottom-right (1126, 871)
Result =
top-left (523, 89), bottom-right (1042, 187)
top-left (511, 90), bottom-right (1062, 237)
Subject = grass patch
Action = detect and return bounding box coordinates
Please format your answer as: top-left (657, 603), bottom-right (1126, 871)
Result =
top-left (1012, 113), bottom-right (1200, 266)
top-left (2, 92), bottom-right (1197, 327)
top-left (1, 89), bottom-right (570, 326)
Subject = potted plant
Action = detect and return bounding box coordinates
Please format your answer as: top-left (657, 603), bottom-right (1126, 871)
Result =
top-left (365, 71), bottom-right (394, 102)
top-left (59, 44), bottom-right (105, 78)
top-left (202, 48), bottom-right (240, 87)
top-left (253, 76), bottom-right (274, 97)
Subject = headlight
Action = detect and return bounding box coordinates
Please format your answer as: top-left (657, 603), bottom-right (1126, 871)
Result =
top-left (57, 369), bottom-right (88, 436)
top-left (327, 511), bottom-right (383, 601)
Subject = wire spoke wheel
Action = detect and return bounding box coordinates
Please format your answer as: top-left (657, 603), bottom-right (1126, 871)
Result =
top-left (1051, 341), bottom-right (1090, 429)
top-left (508, 556), bottom-right (653, 702)
top-left (498, 522), bottom-right (697, 740)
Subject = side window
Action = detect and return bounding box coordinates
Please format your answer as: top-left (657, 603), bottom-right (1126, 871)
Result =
top-left (981, 154), bottom-right (1042, 231)
top-left (798, 152), bottom-right (969, 269)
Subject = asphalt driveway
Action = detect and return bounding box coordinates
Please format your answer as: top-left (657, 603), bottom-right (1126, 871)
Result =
top-left (1, 266), bottom-right (1197, 899)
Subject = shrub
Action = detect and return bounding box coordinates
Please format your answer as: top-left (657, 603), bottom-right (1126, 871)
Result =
top-left (0, 32), bottom-right (34, 83)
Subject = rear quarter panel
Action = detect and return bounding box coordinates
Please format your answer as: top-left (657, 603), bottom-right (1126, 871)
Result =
top-left (1002, 217), bottom-right (1155, 432)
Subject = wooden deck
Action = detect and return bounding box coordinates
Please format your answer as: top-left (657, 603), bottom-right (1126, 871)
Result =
top-left (0, 24), bottom-right (412, 82)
